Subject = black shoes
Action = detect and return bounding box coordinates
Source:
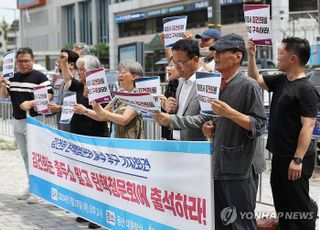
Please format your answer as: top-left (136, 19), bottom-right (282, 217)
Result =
top-left (75, 217), bottom-right (89, 223)
top-left (76, 217), bottom-right (101, 229)
top-left (88, 222), bottom-right (101, 229)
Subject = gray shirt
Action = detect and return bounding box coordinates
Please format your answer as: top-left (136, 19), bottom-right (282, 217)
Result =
top-left (170, 71), bottom-right (266, 180)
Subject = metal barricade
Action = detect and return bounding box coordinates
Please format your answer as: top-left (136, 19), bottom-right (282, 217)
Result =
top-left (0, 100), bottom-right (14, 137)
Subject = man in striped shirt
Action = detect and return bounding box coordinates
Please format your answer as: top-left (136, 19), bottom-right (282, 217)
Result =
top-left (0, 47), bottom-right (53, 204)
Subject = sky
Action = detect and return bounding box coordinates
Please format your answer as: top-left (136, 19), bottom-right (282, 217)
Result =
top-left (0, 0), bottom-right (19, 24)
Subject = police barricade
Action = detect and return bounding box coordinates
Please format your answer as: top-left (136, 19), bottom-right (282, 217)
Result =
top-left (0, 98), bottom-right (14, 137)
top-left (27, 116), bottom-right (214, 229)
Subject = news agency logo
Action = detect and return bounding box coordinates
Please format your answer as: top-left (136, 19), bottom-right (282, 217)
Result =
top-left (220, 206), bottom-right (237, 225)
top-left (220, 205), bottom-right (317, 226)
top-left (106, 210), bottom-right (116, 226)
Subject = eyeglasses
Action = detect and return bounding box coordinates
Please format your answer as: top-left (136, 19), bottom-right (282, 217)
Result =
top-left (172, 58), bottom-right (192, 66)
top-left (16, 59), bottom-right (32, 65)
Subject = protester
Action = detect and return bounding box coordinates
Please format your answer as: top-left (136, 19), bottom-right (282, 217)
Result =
top-left (154, 39), bottom-right (206, 141)
top-left (247, 37), bottom-right (319, 229)
top-left (0, 47), bottom-right (53, 204)
top-left (156, 34), bottom-right (267, 229)
top-left (77, 59), bottom-right (144, 139)
top-left (159, 32), bottom-right (181, 139)
top-left (160, 58), bottom-right (180, 139)
top-left (73, 42), bottom-right (90, 57)
top-left (59, 53), bottom-right (109, 229)
top-left (48, 48), bottom-right (79, 131)
top-left (181, 29), bottom-right (220, 72)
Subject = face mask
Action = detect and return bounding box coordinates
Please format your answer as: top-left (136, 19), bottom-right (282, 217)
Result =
top-left (199, 46), bottom-right (211, 57)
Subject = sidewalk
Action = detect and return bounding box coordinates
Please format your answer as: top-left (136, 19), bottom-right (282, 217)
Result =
top-left (0, 148), bottom-right (318, 229)
top-left (0, 149), bottom-right (107, 230)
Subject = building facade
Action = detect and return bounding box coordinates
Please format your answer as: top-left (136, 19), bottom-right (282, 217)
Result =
top-left (18, 0), bottom-right (318, 70)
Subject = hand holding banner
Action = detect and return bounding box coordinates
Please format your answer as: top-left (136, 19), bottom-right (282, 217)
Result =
top-left (86, 68), bottom-right (112, 104)
top-left (163, 16), bottom-right (187, 48)
top-left (243, 4), bottom-right (272, 46)
top-left (196, 72), bottom-right (222, 115)
top-left (113, 91), bottom-right (160, 115)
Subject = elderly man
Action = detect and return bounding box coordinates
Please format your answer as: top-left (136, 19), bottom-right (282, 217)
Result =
top-left (156, 34), bottom-right (266, 229)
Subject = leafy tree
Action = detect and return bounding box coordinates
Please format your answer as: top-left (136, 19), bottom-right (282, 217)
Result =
top-left (90, 43), bottom-right (109, 67)
top-left (0, 18), bottom-right (9, 50)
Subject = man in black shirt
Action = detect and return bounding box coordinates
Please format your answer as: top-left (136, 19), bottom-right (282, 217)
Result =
top-left (247, 37), bottom-right (319, 229)
top-left (0, 47), bottom-right (53, 204)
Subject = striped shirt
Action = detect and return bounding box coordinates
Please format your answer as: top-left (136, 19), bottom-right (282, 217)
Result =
top-left (7, 70), bottom-right (53, 119)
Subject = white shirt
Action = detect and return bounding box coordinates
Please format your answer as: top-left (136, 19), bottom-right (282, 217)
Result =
top-left (173, 66), bottom-right (204, 140)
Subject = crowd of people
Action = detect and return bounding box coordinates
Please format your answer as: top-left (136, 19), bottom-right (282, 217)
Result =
top-left (0, 30), bottom-right (319, 229)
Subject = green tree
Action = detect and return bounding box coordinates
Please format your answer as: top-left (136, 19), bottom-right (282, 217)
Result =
top-left (0, 18), bottom-right (9, 50)
top-left (90, 43), bottom-right (109, 67)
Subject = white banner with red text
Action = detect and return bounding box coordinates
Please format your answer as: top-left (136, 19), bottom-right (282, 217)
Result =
top-left (27, 117), bottom-right (214, 229)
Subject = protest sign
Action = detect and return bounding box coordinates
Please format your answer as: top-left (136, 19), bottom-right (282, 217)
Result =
top-left (2, 50), bottom-right (15, 78)
top-left (113, 91), bottom-right (160, 115)
top-left (163, 16), bottom-right (187, 48)
top-left (86, 68), bottom-right (112, 104)
top-left (27, 117), bottom-right (214, 229)
top-left (33, 85), bottom-right (50, 114)
top-left (243, 4), bottom-right (272, 46)
top-left (196, 72), bottom-right (221, 115)
top-left (53, 65), bottom-right (64, 88)
top-left (135, 76), bottom-right (161, 119)
top-left (59, 92), bottom-right (76, 124)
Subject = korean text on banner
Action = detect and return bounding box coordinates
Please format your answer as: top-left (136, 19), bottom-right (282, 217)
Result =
top-left (2, 50), bottom-right (15, 78)
top-left (27, 117), bottom-right (214, 229)
top-left (243, 4), bottom-right (272, 46)
top-left (196, 72), bottom-right (221, 115)
top-left (33, 85), bottom-right (50, 114)
top-left (113, 91), bottom-right (160, 115)
top-left (163, 16), bottom-right (187, 48)
top-left (135, 76), bottom-right (161, 119)
top-left (53, 65), bottom-right (64, 88)
top-left (59, 92), bottom-right (76, 124)
top-left (86, 68), bottom-right (112, 104)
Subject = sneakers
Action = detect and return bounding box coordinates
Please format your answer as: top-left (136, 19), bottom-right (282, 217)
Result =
top-left (17, 189), bottom-right (29, 200)
top-left (26, 195), bottom-right (40, 204)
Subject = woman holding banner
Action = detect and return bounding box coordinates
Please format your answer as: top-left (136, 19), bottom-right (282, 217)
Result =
top-left (78, 59), bottom-right (144, 139)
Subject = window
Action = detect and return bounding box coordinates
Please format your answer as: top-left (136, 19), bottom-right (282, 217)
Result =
top-left (66, 4), bottom-right (76, 44)
top-left (79, 1), bottom-right (92, 44)
top-left (98, 0), bottom-right (109, 43)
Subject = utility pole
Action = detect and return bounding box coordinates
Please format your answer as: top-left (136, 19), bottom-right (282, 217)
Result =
top-left (207, 0), bottom-right (221, 32)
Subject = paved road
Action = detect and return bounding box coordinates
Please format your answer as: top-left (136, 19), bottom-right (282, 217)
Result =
top-left (0, 149), bottom-right (108, 230)
top-left (0, 148), bottom-right (319, 229)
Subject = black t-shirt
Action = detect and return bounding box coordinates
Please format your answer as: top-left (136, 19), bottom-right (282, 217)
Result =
top-left (8, 70), bottom-right (53, 119)
top-left (264, 74), bottom-right (320, 159)
top-left (68, 78), bottom-right (109, 137)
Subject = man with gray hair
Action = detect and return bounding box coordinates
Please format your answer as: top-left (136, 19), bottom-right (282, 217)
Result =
top-left (73, 42), bottom-right (90, 57)
top-left (156, 34), bottom-right (266, 229)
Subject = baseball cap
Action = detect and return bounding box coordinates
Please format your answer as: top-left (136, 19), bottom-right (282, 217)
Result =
top-left (195, 29), bottom-right (221, 40)
top-left (209, 33), bottom-right (246, 52)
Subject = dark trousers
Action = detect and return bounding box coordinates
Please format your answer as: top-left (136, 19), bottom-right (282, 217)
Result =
top-left (214, 173), bottom-right (259, 230)
top-left (270, 163), bottom-right (316, 230)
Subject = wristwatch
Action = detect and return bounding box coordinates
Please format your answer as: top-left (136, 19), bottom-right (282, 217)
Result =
top-left (293, 157), bottom-right (303, 164)
top-left (84, 108), bottom-right (89, 116)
